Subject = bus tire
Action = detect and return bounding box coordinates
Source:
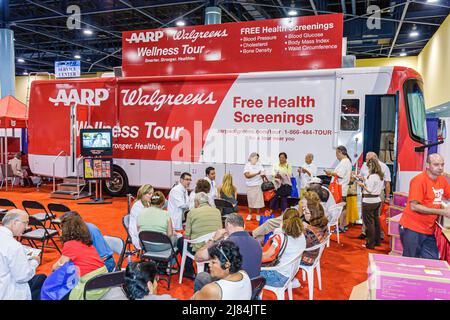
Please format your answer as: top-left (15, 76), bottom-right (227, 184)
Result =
top-left (104, 165), bottom-right (129, 196)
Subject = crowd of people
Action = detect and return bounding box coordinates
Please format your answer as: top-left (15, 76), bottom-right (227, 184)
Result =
top-left (0, 148), bottom-right (449, 301)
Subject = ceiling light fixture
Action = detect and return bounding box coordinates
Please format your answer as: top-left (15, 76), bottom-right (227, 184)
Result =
top-left (176, 20), bottom-right (186, 27)
top-left (288, 1), bottom-right (298, 16)
top-left (17, 58), bottom-right (25, 63)
top-left (83, 29), bottom-right (93, 35)
top-left (409, 24), bottom-right (419, 37)
top-left (74, 54), bottom-right (81, 59)
top-left (23, 71), bottom-right (29, 75)
top-left (399, 49), bottom-right (407, 56)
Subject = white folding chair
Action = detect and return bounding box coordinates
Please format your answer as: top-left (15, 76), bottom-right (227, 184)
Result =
top-left (298, 234), bottom-right (331, 300)
top-left (104, 235), bottom-right (125, 271)
top-left (261, 252), bottom-right (303, 300)
top-left (326, 203), bottom-right (344, 246)
top-left (179, 231), bottom-right (216, 284)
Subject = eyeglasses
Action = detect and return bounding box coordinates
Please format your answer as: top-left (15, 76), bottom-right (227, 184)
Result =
top-left (216, 242), bottom-right (230, 263)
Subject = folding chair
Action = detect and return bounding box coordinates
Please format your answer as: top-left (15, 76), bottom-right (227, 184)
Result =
top-left (179, 231), bottom-right (215, 284)
top-left (299, 234), bottom-right (331, 300)
top-left (0, 198), bottom-right (17, 212)
top-left (47, 203), bottom-right (71, 228)
top-left (0, 164), bottom-right (19, 189)
top-left (83, 271), bottom-right (125, 300)
top-left (21, 215), bottom-right (60, 260)
top-left (214, 199), bottom-right (235, 216)
top-left (139, 231), bottom-right (180, 289)
top-left (250, 276), bottom-right (266, 300)
top-left (104, 235), bottom-right (126, 271)
top-left (122, 215), bottom-right (139, 262)
top-left (22, 200), bottom-right (56, 228)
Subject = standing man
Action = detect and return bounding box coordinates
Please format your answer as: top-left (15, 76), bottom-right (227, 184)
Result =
top-left (0, 209), bottom-right (46, 300)
top-left (297, 153), bottom-right (317, 199)
top-left (358, 151), bottom-right (391, 240)
top-left (399, 154), bottom-right (450, 259)
top-left (168, 172), bottom-right (192, 231)
top-left (205, 166), bottom-right (218, 200)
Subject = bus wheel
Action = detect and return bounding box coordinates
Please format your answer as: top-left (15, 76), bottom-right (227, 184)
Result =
top-left (104, 165), bottom-right (129, 196)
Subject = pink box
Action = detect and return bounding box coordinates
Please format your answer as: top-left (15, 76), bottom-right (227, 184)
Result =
top-left (389, 251), bottom-right (401, 256)
top-left (388, 213), bottom-right (402, 237)
top-left (393, 192), bottom-right (408, 207)
top-left (390, 235), bottom-right (403, 253)
top-left (368, 254), bottom-right (450, 300)
top-left (389, 205), bottom-right (404, 218)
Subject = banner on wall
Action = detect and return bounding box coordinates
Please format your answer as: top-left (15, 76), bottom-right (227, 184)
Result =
top-left (122, 13), bottom-right (343, 77)
top-left (55, 61), bottom-right (81, 78)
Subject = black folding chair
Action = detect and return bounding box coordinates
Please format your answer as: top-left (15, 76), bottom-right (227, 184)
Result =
top-left (83, 271), bottom-right (125, 300)
top-left (139, 231), bottom-right (180, 289)
top-left (0, 198), bottom-right (17, 212)
top-left (122, 215), bottom-right (139, 262)
top-left (287, 197), bottom-right (300, 208)
top-left (214, 198), bottom-right (236, 216)
top-left (47, 203), bottom-right (71, 228)
top-left (21, 215), bottom-right (61, 260)
top-left (22, 200), bottom-right (55, 228)
top-left (250, 276), bottom-right (266, 300)
top-left (104, 235), bottom-right (126, 271)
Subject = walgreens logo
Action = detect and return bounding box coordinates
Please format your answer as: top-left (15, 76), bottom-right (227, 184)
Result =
top-left (49, 89), bottom-right (109, 106)
top-left (121, 88), bottom-right (217, 111)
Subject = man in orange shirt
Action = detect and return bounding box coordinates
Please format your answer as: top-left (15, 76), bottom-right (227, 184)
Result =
top-left (399, 154), bottom-right (450, 259)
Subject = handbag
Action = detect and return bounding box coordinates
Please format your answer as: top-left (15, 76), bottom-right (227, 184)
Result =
top-left (261, 233), bottom-right (288, 267)
top-left (259, 211), bottom-right (275, 245)
top-left (41, 261), bottom-right (79, 300)
top-left (276, 184), bottom-right (292, 198)
top-left (261, 180), bottom-right (275, 192)
top-left (290, 177), bottom-right (299, 198)
top-left (263, 189), bottom-right (276, 202)
top-left (329, 177), bottom-right (343, 203)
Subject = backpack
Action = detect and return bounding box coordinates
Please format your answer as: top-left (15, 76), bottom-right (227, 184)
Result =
top-left (261, 233), bottom-right (288, 267)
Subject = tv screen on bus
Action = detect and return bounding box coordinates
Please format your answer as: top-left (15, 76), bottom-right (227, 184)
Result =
top-left (80, 129), bottom-right (113, 156)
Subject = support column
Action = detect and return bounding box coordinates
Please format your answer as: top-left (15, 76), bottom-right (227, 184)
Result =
top-left (205, 6), bottom-right (221, 25)
top-left (0, 28), bottom-right (15, 98)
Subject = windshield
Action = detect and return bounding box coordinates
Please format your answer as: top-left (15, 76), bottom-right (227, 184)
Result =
top-left (404, 79), bottom-right (427, 144)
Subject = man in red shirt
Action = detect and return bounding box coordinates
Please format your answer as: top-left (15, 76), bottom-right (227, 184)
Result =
top-left (399, 154), bottom-right (450, 259)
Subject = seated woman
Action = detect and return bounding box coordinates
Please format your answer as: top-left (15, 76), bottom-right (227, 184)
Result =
top-left (137, 191), bottom-right (178, 251)
top-left (217, 173), bottom-right (239, 215)
top-left (52, 213), bottom-right (108, 300)
top-left (260, 209), bottom-right (306, 288)
top-left (102, 261), bottom-right (176, 300)
top-left (299, 191), bottom-right (330, 266)
top-left (188, 179), bottom-right (215, 210)
top-left (129, 184), bottom-right (154, 250)
top-left (191, 240), bottom-right (252, 300)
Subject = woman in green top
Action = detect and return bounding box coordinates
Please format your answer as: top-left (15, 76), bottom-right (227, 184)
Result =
top-left (137, 191), bottom-right (177, 252)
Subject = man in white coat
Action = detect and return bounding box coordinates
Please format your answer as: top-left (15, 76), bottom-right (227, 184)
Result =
top-left (204, 166), bottom-right (218, 200)
top-left (0, 209), bottom-right (46, 300)
top-left (168, 172), bottom-right (192, 231)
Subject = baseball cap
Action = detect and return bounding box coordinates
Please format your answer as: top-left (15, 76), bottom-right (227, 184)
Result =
top-left (306, 177), bottom-right (322, 186)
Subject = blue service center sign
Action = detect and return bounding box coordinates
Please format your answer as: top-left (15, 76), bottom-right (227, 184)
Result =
top-left (55, 60), bottom-right (81, 78)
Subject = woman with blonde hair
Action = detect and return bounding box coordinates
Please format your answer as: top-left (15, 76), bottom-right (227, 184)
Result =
top-left (129, 184), bottom-right (154, 250)
top-left (260, 208), bottom-right (306, 287)
top-left (218, 173), bottom-right (238, 215)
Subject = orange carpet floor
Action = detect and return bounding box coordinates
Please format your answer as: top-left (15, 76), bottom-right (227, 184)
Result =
top-left (1, 185), bottom-right (390, 300)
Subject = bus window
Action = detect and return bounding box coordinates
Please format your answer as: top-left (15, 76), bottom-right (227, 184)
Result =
top-left (404, 79), bottom-right (427, 144)
top-left (340, 99), bottom-right (360, 131)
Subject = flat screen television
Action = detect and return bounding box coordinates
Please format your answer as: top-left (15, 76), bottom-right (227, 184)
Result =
top-left (80, 129), bottom-right (113, 156)
top-left (83, 158), bottom-right (113, 180)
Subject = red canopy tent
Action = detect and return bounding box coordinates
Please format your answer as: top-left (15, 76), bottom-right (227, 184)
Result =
top-left (0, 95), bottom-right (28, 128)
top-left (0, 95), bottom-right (28, 190)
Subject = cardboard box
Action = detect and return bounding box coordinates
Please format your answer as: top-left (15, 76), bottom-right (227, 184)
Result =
top-left (368, 253), bottom-right (450, 300)
top-left (388, 213), bottom-right (402, 237)
top-left (388, 251), bottom-right (402, 256)
top-left (349, 281), bottom-right (369, 300)
top-left (388, 205), bottom-right (404, 218)
top-left (390, 235), bottom-right (403, 254)
top-left (393, 192), bottom-right (408, 208)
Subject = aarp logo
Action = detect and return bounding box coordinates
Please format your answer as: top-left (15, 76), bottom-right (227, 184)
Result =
top-left (125, 31), bottom-right (164, 44)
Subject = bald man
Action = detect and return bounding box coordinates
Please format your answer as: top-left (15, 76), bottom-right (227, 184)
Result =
top-left (399, 154), bottom-right (450, 259)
